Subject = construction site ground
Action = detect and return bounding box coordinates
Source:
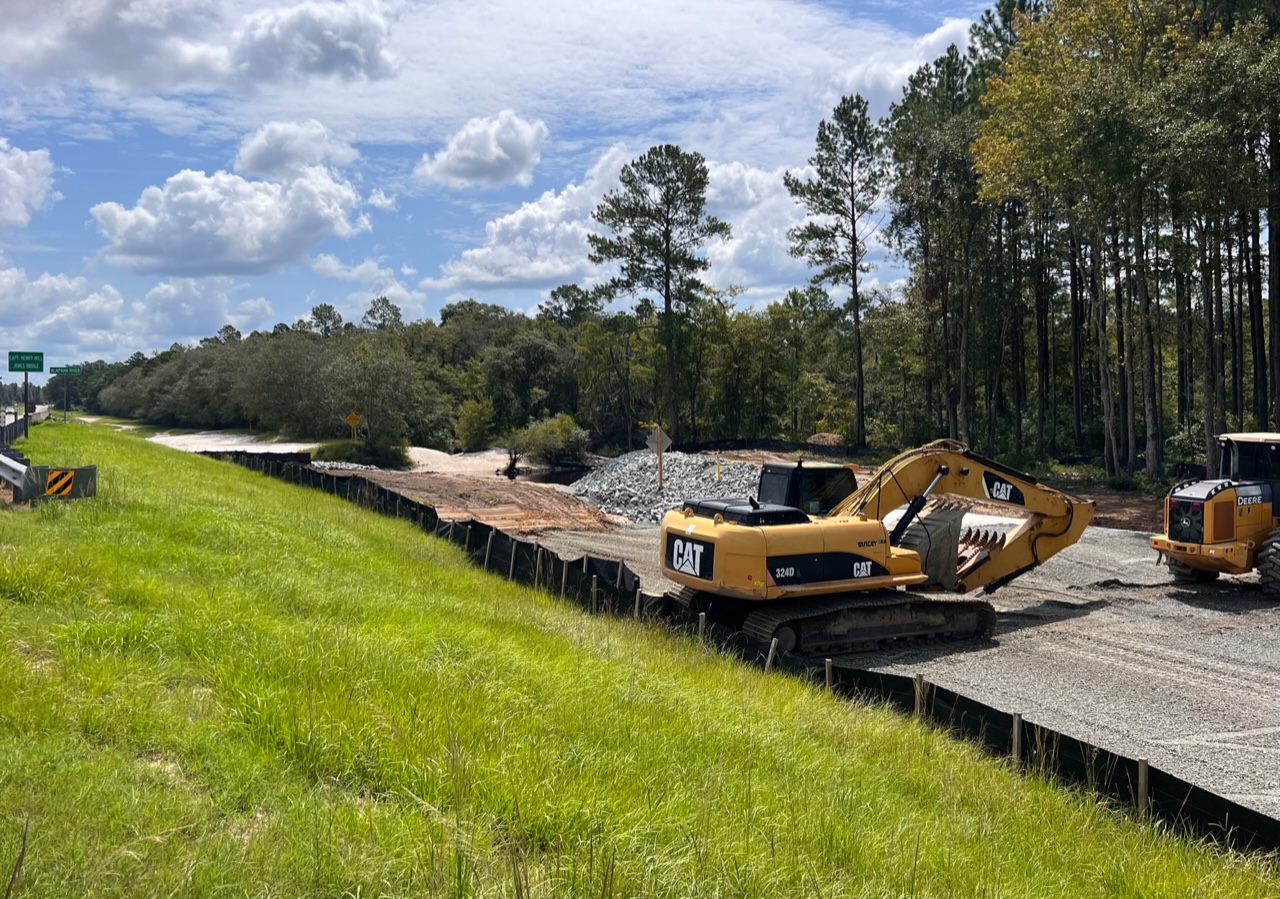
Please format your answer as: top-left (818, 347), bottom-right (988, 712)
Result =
top-left (148, 432), bottom-right (1278, 819)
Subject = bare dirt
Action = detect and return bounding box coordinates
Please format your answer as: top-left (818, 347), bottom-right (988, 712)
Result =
top-left (361, 469), bottom-right (612, 534)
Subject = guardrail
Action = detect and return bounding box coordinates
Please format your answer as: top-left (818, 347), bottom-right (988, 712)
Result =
top-left (213, 450), bottom-right (1280, 855)
top-left (0, 414), bottom-right (28, 447)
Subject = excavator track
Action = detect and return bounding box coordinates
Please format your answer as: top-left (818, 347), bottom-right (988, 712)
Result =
top-left (677, 588), bottom-right (996, 656)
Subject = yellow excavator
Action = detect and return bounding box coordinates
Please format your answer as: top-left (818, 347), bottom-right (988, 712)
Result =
top-left (660, 440), bottom-right (1095, 654)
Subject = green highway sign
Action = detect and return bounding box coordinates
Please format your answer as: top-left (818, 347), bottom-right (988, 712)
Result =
top-left (8, 351), bottom-right (43, 373)
top-left (50, 365), bottom-right (81, 375)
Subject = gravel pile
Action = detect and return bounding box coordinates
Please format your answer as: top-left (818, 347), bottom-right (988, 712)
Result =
top-left (572, 450), bottom-right (760, 522)
top-left (312, 460), bottom-right (379, 471)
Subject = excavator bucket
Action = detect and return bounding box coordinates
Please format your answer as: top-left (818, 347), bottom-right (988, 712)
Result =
top-left (896, 500), bottom-right (968, 591)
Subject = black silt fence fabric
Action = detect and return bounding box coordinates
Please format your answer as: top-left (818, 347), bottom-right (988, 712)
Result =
top-left (1148, 767), bottom-right (1280, 852)
top-left (925, 687), bottom-right (1014, 755)
top-left (215, 449), bottom-right (1280, 854)
top-left (831, 668), bottom-right (917, 715)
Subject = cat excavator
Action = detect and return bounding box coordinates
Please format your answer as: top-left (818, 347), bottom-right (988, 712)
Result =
top-left (660, 440), bottom-right (1095, 654)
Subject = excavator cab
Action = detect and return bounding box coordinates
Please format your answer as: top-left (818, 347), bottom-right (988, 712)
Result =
top-left (757, 461), bottom-right (859, 516)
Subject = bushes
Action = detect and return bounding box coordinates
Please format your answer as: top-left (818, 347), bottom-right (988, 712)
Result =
top-left (508, 413), bottom-right (589, 467)
top-left (455, 398), bottom-right (495, 452)
top-left (313, 438), bottom-right (410, 468)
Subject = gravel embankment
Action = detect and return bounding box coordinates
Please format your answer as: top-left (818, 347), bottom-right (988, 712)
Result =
top-left (572, 450), bottom-right (760, 523)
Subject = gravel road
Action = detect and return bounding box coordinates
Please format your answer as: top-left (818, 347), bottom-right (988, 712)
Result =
top-left (539, 521), bottom-right (1280, 818)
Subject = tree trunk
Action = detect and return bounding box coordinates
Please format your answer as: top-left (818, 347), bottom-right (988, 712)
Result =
top-left (1134, 201), bottom-right (1161, 475)
top-left (1090, 231), bottom-right (1119, 475)
top-left (1109, 225), bottom-right (1131, 471)
top-left (1035, 211), bottom-right (1050, 459)
top-left (1270, 114), bottom-right (1280, 425)
top-left (852, 290), bottom-right (865, 447)
top-left (1226, 223), bottom-right (1243, 430)
top-left (1201, 219), bottom-right (1221, 475)
top-left (1248, 208), bottom-right (1267, 428)
top-left (663, 241), bottom-right (680, 446)
top-left (1070, 229), bottom-right (1084, 451)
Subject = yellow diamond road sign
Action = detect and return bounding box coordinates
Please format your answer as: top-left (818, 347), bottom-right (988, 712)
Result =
top-left (345, 411), bottom-right (362, 428)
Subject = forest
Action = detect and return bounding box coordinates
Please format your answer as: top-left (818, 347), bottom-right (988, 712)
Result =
top-left (42, 0), bottom-right (1280, 476)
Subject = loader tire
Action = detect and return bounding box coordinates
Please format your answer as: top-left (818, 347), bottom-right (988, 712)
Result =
top-left (1256, 529), bottom-right (1280, 600)
top-left (1168, 558), bottom-right (1218, 585)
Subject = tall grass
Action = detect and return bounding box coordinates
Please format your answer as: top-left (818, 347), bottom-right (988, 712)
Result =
top-left (0, 421), bottom-right (1274, 897)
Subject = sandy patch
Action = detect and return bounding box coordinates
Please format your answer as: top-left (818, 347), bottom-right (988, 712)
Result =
top-left (148, 432), bottom-right (320, 453)
top-left (405, 447), bottom-right (511, 476)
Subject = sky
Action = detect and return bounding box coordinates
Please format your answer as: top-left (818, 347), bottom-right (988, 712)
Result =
top-left (0, 0), bottom-right (986, 384)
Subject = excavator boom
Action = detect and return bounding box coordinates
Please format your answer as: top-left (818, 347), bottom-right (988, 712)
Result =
top-left (835, 439), bottom-right (1094, 594)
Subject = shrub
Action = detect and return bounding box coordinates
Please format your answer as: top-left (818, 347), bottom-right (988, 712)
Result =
top-left (511, 413), bottom-right (589, 466)
top-left (313, 438), bottom-right (410, 468)
top-left (455, 398), bottom-right (494, 452)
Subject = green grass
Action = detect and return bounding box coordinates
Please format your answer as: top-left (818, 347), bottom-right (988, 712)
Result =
top-left (0, 422), bottom-right (1274, 898)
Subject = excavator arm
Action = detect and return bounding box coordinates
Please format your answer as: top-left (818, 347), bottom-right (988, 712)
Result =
top-left (832, 439), bottom-right (1095, 593)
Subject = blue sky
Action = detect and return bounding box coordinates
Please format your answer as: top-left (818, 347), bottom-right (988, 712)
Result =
top-left (0, 0), bottom-right (984, 384)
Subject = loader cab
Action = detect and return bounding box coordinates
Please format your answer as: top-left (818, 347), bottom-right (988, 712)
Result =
top-left (1218, 434), bottom-right (1280, 482)
top-left (757, 461), bottom-right (858, 516)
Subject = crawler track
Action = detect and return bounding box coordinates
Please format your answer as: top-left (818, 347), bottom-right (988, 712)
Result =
top-left (672, 587), bottom-right (995, 655)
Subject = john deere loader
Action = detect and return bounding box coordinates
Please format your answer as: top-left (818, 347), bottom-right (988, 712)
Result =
top-left (1152, 432), bottom-right (1280, 595)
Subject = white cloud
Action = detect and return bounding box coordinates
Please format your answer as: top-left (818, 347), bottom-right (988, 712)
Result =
top-left (0, 0), bottom-right (393, 92)
top-left (312, 253), bottom-right (426, 319)
top-left (423, 145), bottom-right (627, 291)
top-left (0, 253), bottom-right (280, 359)
top-left (704, 160), bottom-right (807, 293)
top-left (425, 149), bottom-right (807, 296)
top-left (0, 257), bottom-right (94, 326)
top-left (234, 119), bottom-right (358, 178)
top-left (231, 1), bottom-right (396, 83)
top-left (0, 253), bottom-right (127, 357)
top-left (366, 188), bottom-right (397, 210)
top-left (0, 138), bottom-right (59, 227)
top-left (92, 163), bottom-right (368, 276)
top-left (133, 277), bottom-right (275, 336)
top-left (415, 110), bottom-right (549, 189)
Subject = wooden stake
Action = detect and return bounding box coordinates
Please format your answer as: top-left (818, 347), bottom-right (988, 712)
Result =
top-left (484, 531), bottom-right (495, 571)
top-left (1012, 713), bottom-right (1022, 763)
top-left (561, 559), bottom-right (568, 597)
top-left (615, 562), bottom-right (623, 589)
top-left (508, 543), bottom-right (517, 580)
top-left (1137, 757), bottom-right (1149, 816)
top-left (633, 588), bottom-right (642, 618)
top-left (464, 525), bottom-right (471, 551)
top-left (591, 575), bottom-right (598, 613)
top-left (765, 637), bottom-right (779, 673)
top-left (534, 546), bottom-right (543, 587)
top-left (913, 674), bottom-right (925, 717)
top-left (697, 612), bottom-right (706, 641)
top-left (825, 658), bottom-right (833, 691)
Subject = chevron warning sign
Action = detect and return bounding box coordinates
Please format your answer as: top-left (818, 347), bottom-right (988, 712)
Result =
top-left (46, 469), bottom-right (74, 496)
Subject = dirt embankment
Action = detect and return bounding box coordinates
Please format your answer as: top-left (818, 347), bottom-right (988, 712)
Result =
top-left (361, 469), bottom-right (612, 534)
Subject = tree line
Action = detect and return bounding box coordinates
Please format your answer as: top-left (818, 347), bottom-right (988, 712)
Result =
top-left (46, 0), bottom-right (1280, 475)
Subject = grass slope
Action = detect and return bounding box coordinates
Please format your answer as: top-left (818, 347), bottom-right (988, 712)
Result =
top-left (0, 422), bottom-right (1274, 898)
